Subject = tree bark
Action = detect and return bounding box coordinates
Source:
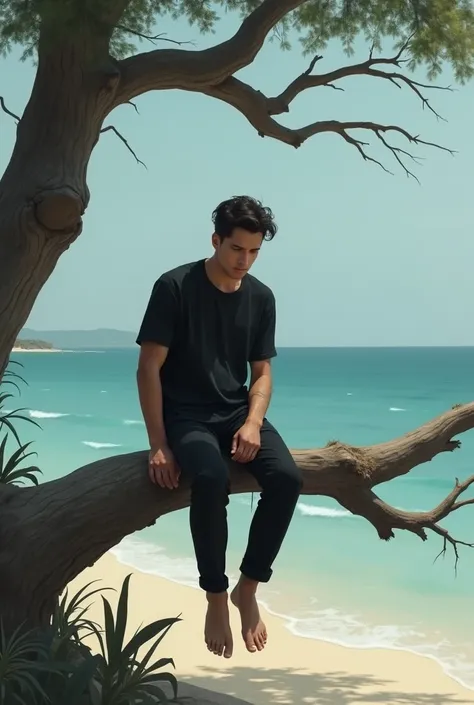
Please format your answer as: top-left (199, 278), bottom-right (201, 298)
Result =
top-left (1, 402), bottom-right (473, 631)
top-left (0, 35), bottom-right (119, 376)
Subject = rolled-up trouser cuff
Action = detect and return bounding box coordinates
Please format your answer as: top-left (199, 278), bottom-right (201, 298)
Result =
top-left (239, 562), bottom-right (273, 584)
top-left (199, 575), bottom-right (229, 593)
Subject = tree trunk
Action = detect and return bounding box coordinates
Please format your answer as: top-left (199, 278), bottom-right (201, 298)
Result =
top-left (0, 39), bottom-right (119, 376)
top-left (0, 402), bottom-right (473, 631)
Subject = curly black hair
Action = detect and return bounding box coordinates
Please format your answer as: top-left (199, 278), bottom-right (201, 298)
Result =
top-left (212, 196), bottom-right (278, 241)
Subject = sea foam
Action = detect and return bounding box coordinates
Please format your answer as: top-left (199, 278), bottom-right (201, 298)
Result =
top-left (297, 503), bottom-right (352, 518)
top-left (29, 410), bottom-right (69, 419)
top-left (82, 441), bottom-right (122, 449)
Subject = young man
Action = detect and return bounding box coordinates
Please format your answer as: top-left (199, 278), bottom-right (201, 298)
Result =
top-left (136, 195), bottom-right (302, 659)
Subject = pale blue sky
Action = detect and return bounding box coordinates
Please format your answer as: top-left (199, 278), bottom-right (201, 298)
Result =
top-left (1, 12), bottom-right (473, 346)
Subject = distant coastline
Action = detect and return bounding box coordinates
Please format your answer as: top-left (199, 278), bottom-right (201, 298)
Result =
top-left (19, 327), bottom-right (136, 349)
top-left (12, 338), bottom-right (62, 353)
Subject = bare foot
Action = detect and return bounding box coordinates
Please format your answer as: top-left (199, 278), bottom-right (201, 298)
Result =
top-left (231, 579), bottom-right (267, 653)
top-left (205, 593), bottom-right (234, 658)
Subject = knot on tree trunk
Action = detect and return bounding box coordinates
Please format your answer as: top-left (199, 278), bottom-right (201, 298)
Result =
top-left (325, 440), bottom-right (376, 479)
top-left (34, 188), bottom-right (84, 234)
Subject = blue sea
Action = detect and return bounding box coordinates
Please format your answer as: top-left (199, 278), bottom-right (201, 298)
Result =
top-left (7, 347), bottom-right (474, 690)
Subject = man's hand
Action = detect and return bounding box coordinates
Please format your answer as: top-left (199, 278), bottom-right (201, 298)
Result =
top-left (149, 444), bottom-right (180, 489)
top-left (231, 420), bottom-right (261, 464)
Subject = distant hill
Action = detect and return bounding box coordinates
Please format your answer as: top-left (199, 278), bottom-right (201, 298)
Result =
top-left (20, 328), bottom-right (136, 349)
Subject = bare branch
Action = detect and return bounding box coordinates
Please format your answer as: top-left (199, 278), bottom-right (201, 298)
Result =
top-left (100, 126), bottom-right (146, 168)
top-left (266, 40), bottom-right (452, 118)
top-left (202, 75), bottom-right (454, 178)
top-left (335, 474), bottom-right (474, 573)
top-left (114, 0), bottom-right (310, 104)
top-left (0, 96), bottom-right (21, 123)
top-left (117, 24), bottom-right (195, 47)
top-left (431, 524), bottom-right (474, 575)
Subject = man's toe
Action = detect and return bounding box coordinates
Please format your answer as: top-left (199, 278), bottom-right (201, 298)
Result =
top-left (244, 634), bottom-right (257, 653)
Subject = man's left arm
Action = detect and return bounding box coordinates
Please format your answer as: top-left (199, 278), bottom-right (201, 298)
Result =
top-left (231, 360), bottom-right (273, 463)
top-left (247, 360), bottom-right (273, 428)
top-left (232, 290), bottom-right (277, 463)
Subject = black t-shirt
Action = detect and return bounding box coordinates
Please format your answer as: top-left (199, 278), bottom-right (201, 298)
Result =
top-left (136, 259), bottom-right (277, 418)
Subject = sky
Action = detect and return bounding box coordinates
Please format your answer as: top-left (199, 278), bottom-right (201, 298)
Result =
top-left (1, 11), bottom-right (474, 347)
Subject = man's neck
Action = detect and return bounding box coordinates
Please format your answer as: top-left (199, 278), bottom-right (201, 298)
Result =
top-left (205, 257), bottom-right (242, 293)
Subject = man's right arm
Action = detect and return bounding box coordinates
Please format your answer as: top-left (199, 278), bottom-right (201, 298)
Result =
top-left (136, 342), bottom-right (169, 448)
top-left (137, 343), bottom-right (180, 489)
top-left (136, 276), bottom-right (180, 489)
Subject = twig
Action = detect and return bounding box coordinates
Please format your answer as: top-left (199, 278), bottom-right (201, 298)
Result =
top-left (117, 24), bottom-right (195, 47)
top-left (126, 101), bottom-right (139, 114)
top-left (100, 126), bottom-right (147, 168)
top-left (0, 96), bottom-right (20, 123)
top-left (431, 524), bottom-right (474, 576)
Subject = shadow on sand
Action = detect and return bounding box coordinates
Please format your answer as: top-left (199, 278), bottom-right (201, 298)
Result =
top-left (179, 665), bottom-right (473, 705)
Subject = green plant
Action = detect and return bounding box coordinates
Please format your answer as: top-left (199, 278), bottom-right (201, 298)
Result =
top-left (51, 581), bottom-right (105, 653)
top-left (0, 436), bottom-right (42, 486)
top-left (0, 361), bottom-right (40, 443)
top-left (0, 360), bottom-right (42, 486)
top-left (0, 576), bottom-right (180, 705)
top-left (40, 582), bottom-right (109, 703)
top-left (93, 574), bottom-right (180, 704)
top-left (0, 363), bottom-right (180, 703)
top-left (0, 621), bottom-right (61, 705)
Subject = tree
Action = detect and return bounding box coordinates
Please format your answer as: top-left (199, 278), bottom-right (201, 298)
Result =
top-left (1, 0), bottom-right (474, 631)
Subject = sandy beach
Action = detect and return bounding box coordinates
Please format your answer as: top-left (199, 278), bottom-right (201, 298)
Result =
top-left (69, 553), bottom-right (474, 705)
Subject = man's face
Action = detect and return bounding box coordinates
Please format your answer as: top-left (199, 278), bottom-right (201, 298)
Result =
top-left (212, 228), bottom-right (263, 280)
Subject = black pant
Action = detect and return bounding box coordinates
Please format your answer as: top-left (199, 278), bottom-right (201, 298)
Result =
top-left (165, 406), bottom-right (302, 593)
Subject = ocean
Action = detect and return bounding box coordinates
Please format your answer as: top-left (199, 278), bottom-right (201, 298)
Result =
top-left (6, 346), bottom-right (474, 690)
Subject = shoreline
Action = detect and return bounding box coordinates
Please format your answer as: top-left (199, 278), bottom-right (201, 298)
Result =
top-left (110, 537), bottom-right (474, 693)
top-left (11, 347), bottom-right (63, 353)
top-left (69, 552), bottom-right (474, 704)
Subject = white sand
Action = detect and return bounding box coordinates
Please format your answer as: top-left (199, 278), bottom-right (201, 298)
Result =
top-left (69, 553), bottom-right (474, 705)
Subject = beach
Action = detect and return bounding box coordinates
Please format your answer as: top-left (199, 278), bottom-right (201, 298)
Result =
top-left (70, 552), bottom-right (474, 704)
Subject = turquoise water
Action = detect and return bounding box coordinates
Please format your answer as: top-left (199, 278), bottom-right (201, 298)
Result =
top-left (7, 347), bottom-right (474, 689)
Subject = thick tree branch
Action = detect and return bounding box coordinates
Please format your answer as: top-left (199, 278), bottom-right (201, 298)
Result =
top-left (1, 401), bottom-right (474, 627)
top-left (100, 125), bottom-right (147, 167)
top-left (113, 0), bottom-right (310, 104)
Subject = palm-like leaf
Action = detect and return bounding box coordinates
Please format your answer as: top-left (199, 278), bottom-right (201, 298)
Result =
top-left (40, 582), bottom-right (113, 703)
top-left (0, 361), bottom-right (41, 446)
top-left (0, 436), bottom-right (42, 486)
top-left (0, 621), bottom-right (62, 704)
top-left (50, 581), bottom-right (108, 658)
top-left (49, 652), bottom-right (101, 705)
top-left (94, 574), bottom-right (180, 704)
